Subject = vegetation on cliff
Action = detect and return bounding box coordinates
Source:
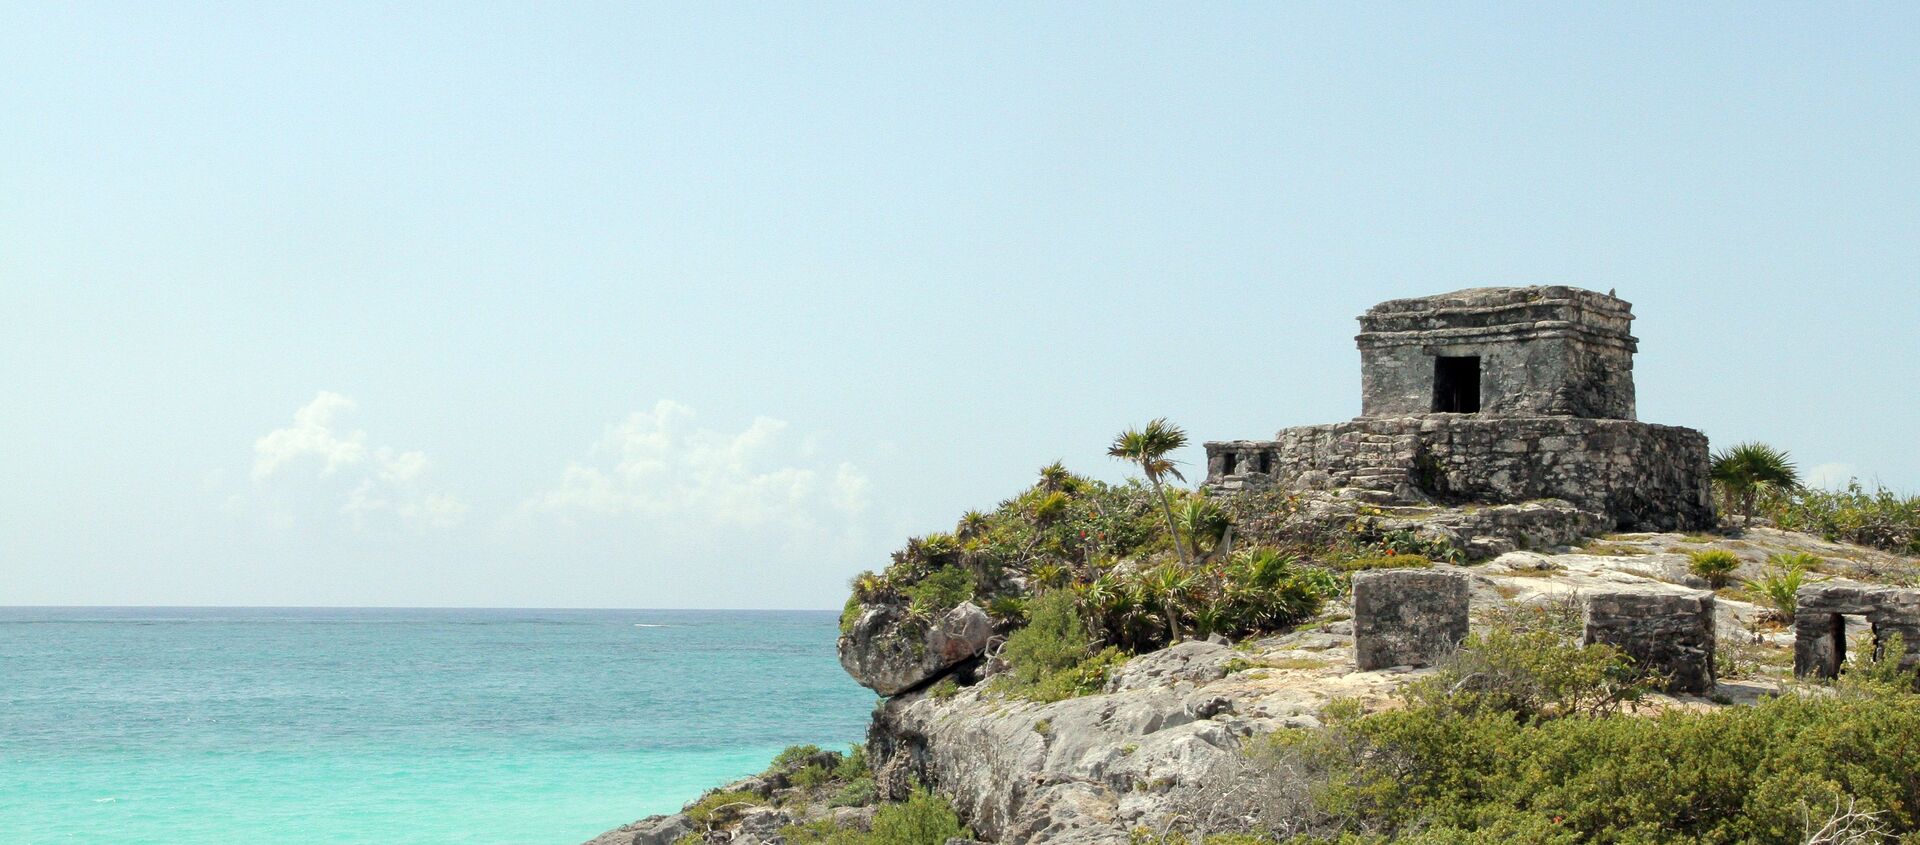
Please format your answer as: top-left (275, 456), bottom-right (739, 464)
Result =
top-left (1154, 624), bottom-right (1920, 845)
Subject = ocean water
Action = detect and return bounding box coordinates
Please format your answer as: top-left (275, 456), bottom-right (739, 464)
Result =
top-left (0, 607), bottom-right (875, 845)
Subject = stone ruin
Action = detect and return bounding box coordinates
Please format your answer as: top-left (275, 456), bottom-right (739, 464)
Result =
top-left (1350, 568), bottom-right (1719, 694)
top-left (1206, 286), bottom-right (1715, 534)
top-left (1582, 590), bottom-right (1717, 694)
top-left (1793, 582), bottom-right (1920, 679)
top-left (1351, 569), bottom-right (1469, 670)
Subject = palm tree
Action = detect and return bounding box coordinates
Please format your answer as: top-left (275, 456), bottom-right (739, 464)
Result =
top-left (1109, 418), bottom-right (1194, 569)
top-left (1710, 442), bottom-right (1801, 527)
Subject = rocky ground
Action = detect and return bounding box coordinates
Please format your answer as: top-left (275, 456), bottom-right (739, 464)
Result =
top-left (584, 525), bottom-right (1918, 845)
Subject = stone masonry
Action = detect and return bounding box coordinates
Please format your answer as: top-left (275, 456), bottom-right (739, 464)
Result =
top-left (1582, 590), bottom-right (1717, 694)
top-left (1793, 582), bottom-right (1920, 679)
top-left (1358, 286), bottom-right (1637, 419)
top-left (1351, 569), bottom-right (1469, 670)
top-left (1206, 286), bottom-right (1714, 533)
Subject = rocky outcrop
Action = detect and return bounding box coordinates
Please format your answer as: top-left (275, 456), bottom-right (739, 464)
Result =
top-left (867, 630), bottom-right (1412, 844)
top-left (839, 601), bottom-right (994, 696)
top-left (581, 813), bottom-right (690, 845)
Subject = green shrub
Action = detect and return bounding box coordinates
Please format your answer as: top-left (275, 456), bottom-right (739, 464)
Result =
top-left (993, 590), bottom-right (1124, 702)
top-left (926, 677), bottom-right (960, 700)
top-left (1765, 480), bottom-right (1920, 556)
top-left (1408, 628), bottom-right (1649, 722)
top-left (1686, 549), bottom-right (1741, 587)
top-left (1338, 554), bottom-right (1431, 572)
top-left (768, 744), bottom-right (825, 771)
top-left (867, 788), bottom-right (971, 844)
top-left (903, 566), bottom-right (975, 615)
top-left (684, 789), bottom-right (764, 826)
top-left (832, 744), bottom-right (868, 781)
top-left (789, 763), bottom-right (832, 789)
top-left (839, 594), bottom-right (865, 636)
top-left (1271, 681), bottom-right (1920, 844)
top-left (828, 777), bottom-right (877, 808)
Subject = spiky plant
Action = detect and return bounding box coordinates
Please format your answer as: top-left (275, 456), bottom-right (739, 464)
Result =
top-left (956, 509), bottom-right (991, 540)
top-left (1037, 461), bottom-right (1074, 493)
top-left (1710, 442), bottom-right (1801, 527)
top-left (1108, 418), bottom-right (1194, 569)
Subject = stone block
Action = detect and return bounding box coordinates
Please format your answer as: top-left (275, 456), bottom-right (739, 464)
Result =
top-left (1352, 569), bottom-right (1469, 670)
top-left (1582, 590), bottom-right (1715, 694)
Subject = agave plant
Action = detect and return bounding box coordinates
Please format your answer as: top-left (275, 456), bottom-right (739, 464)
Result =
top-left (1109, 418), bottom-right (1194, 568)
top-left (1710, 442), bottom-right (1801, 527)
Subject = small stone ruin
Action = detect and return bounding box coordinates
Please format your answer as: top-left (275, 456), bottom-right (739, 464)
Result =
top-left (1206, 286), bottom-right (1714, 533)
top-left (1351, 569), bottom-right (1469, 670)
top-left (1581, 590), bottom-right (1717, 694)
top-left (1351, 570), bottom-right (1720, 693)
top-left (1793, 582), bottom-right (1920, 679)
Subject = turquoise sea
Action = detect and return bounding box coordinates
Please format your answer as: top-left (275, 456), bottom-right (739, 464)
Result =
top-left (0, 608), bottom-right (874, 845)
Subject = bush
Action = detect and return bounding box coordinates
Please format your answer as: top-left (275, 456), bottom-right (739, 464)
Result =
top-left (1269, 681), bottom-right (1920, 844)
top-left (768, 744), bottom-right (825, 771)
top-left (684, 789), bottom-right (765, 826)
top-left (1407, 627), bottom-right (1649, 722)
top-left (1687, 549), bottom-right (1741, 587)
top-left (1766, 480), bottom-right (1920, 556)
top-left (833, 744), bottom-right (869, 781)
top-left (790, 764), bottom-right (832, 789)
top-left (903, 566), bottom-right (975, 616)
top-left (993, 591), bottom-right (1124, 702)
top-left (866, 788), bottom-right (971, 844)
top-left (828, 777), bottom-right (877, 808)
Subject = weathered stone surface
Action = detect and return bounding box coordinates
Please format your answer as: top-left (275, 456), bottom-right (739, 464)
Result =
top-left (1582, 590), bottom-right (1717, 694)
top-left (1103, 641), bottom-right (1237, 693)
top-left (839, 601), bottom-right (993, 696)
top-left (1793, 581), bottom-right (1920, 678)
top-left (1356, 286), bottom-right (1638, 420)
top-left (1351, 569), bottom-right (1469, 670)
top-left (1207, 416), bottom-right (1712, 532)
top-left (580, 813), bottom-right (691, 845)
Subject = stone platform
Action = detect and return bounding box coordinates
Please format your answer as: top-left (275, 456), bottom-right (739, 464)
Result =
top-left (1207, 415), bottom-right (1713, 532)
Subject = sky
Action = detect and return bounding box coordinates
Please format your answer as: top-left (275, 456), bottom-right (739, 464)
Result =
top-left (3, 3), bottom-right (1916, 609)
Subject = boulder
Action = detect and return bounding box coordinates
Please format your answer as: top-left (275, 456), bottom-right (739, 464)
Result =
top-left (581, 813), bottom-right (692, 845)
top-left (839, 601), bottom-right (993, 696)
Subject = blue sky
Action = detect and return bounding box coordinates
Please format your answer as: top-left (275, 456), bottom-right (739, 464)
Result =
top-left (4, 3), bottom-right (1916, 608)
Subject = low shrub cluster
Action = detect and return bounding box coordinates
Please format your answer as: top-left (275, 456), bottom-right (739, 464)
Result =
top-left (849, 462), bottom-right (1344, 663)
top-left (1157, 622), bottom-right (1920, 845)
top-left (992, 590), bottom-right (1128, 703)
top-left (1765, 480), bottom-right (1920, 557)
top-left (780, 788), bottom-right (970, 845)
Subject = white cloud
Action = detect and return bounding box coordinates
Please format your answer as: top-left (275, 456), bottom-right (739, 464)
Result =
top-left (251, 391), bottom-right (367, 480)
top-left (248, 392), bottom-right (467, 529)
top-left (1805, 462), bottom-right (1859, 490)
top-left (528, 400), bottom-right (871, 539)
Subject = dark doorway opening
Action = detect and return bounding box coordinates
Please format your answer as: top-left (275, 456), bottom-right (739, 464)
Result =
top-left (1220, 453), bottom-right (1237, 475)
top-left (1433, 356), bottom-right (1482, 413)
top-left (1256, 452), bottom-right (1272, 474)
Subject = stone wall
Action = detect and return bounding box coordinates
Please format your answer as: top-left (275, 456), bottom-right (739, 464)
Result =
top-left (1205, 416), bottom-right (1713, 532)
top-left (1582, 590), bottom-right (1717, 694)
top-left (1351, 569), bottom-right (1469, 670)
top-left (1793, 582), bottom-right (1920, 679)
top-left (1357, 286), bottom-right (1637, 420)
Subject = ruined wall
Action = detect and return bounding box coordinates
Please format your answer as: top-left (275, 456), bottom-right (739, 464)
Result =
top-left (1357, 286), bottom-right (1638, 420)
top-left (1205, 416), bottom-right (1713, 532)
